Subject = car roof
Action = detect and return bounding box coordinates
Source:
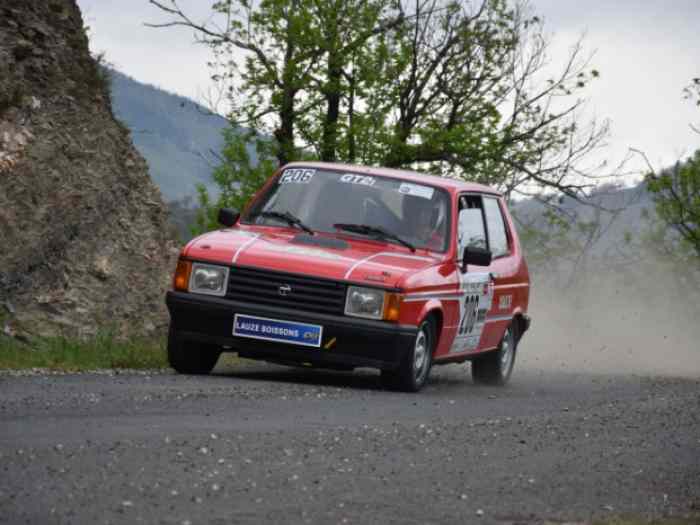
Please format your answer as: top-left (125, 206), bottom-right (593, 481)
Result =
top-left (283, 161), bottom-right (502, 196)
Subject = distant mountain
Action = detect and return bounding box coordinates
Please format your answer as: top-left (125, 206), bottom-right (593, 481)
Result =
top-left (512, 181), bottom-right (654, 260)
top-left (108, 68), bottom-right (228, 202)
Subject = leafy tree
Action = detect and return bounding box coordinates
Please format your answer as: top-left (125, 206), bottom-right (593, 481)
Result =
top-left (645, 150), bottom-right (700, 259)
top-left (166, 195), bottom-right (198, 241)
top-left (148, 0), bottom-right (609, 229)
top-left (683, 77), bottom-right (700, 134)
top-left (637, 78), bottom-right (700, 262)
top-left (193, 129), bottom-right (278, 234)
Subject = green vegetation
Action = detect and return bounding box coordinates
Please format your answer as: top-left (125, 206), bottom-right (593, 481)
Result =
top-left (193, 129), bottom-right (278, 234)
top-left (149, 0), bottom-right (607, 230)
top-left (88, 53), bottom-right (112, 98)
top-left (644, 77), bottom-right (699, 264)
top-left (646, 150), bottom-right (700, 260)
top-left (0, 331), bottom-right (168, 371)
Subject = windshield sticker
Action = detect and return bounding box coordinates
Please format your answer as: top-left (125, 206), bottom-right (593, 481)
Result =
top-left (280, 169), bottom-right (315, 184)
top-left (398, 183), bottom-right (434, 200)
top-left (340, 173), bottom-right (376, 186)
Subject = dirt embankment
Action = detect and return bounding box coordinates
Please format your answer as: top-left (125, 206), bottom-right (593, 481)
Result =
top-left (0, 0), bottom-right (177, 337)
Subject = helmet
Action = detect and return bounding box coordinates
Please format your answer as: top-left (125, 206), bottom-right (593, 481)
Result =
top-left (402, 193), bottom-right (445, 239)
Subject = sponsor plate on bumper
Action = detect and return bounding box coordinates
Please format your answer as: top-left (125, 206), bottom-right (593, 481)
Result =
top-left (233, 314), bottom-right (323, 348)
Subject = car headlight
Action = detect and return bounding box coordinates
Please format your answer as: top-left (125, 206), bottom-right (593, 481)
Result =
top-left (345, 286), bottom-right (386, 319)
top-left (188, 263), bottom-right (229, 297)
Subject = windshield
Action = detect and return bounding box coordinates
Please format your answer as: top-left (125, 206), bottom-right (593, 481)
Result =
top-left (242, 168), bottom-right (451, 252)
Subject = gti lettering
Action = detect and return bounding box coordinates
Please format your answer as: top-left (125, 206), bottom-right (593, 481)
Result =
top-left (340, 174), bottom-right (375, 186)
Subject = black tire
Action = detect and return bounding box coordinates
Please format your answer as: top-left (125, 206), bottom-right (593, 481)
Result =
top-left (381, 318), bottom-right (434, 392)
top-left (471, 323), bottom-right (517, 386)
top-left (167, 326), bottom-right (221, 375)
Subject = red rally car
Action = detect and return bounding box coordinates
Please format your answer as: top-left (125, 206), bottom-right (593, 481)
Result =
top-left (166, 162), bottom-right (531, 392)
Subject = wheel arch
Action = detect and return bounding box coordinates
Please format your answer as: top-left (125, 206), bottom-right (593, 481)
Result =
top-left (420, 307), bottom-right (443, 355)
top-left (511, 311), bottom-right (530, 343)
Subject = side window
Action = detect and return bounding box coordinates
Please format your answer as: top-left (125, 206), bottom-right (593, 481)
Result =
top-left (457, 195), bottom-right (487, 253)
top-left (483, 197), bottom-right (509, 257)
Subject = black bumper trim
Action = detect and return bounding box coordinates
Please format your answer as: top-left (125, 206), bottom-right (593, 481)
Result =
top-left (166, 291), bottom-right (417, 370)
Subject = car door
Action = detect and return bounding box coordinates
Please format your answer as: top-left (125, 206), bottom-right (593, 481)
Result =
top-left (478, 195), bottom-right (519, 350)
top-left (447, 194), bottom-right (494, 355)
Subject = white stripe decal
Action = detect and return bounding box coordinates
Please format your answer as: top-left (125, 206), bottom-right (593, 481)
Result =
top-left (403, 293), bottom-right (463, 303)
top-left (344, 253), bottom-right (380, 280)
top-left (494, 283), bottom-right (530, 290)
top-left (404, 290), bottom-right (460, 297)
top-left (232, 234), bottom-right (260, 264)
top-left (377, 252), bottom-right (435, 261)
top-left (484, 314), bottom-right (512, 323)
top-left (402, 293), bottom-right (514, 326)
top-left (343, 251), bottom-right (435, 280)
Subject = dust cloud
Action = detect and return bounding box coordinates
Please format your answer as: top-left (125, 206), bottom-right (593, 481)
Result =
top-left (519, 265), bottom-right (700, 378)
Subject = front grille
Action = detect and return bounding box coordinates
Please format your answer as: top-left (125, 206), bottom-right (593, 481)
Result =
top-left (226, 266), bottom-right (347, 315)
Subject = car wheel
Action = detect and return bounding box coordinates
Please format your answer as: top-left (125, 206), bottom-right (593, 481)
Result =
top-left (381, 318), bottom-right (434, 392)
top-left (471, 323), bottom-right (517, 386)
top-left (167, 326), bottom-right (221, 375)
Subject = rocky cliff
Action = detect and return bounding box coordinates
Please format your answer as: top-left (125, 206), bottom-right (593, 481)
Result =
top-left (0, 0), bottom-right (177, 337)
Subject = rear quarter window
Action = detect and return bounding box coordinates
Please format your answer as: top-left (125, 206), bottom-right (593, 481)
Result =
top-left (483, 197), bottom-right (510, 257)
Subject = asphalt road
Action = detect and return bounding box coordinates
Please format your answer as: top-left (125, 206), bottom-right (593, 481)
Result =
top-left (1, 361), bottom-right (699, 525)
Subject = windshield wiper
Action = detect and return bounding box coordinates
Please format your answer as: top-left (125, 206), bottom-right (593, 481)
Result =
top-left (333, 223), bottom-right (415, 252)
top-left (253, 210), bottom-right (315, 236)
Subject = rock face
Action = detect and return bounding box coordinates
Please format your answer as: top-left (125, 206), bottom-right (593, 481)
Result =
top-left (0, 0), bottom-right (178, 337)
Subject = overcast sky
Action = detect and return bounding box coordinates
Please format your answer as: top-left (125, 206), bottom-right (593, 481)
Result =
top-left (77, 0), bottom-right (700, 181)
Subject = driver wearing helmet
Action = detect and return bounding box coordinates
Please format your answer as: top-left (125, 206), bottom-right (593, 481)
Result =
top-left (403, 194), bottom-right (445, 251)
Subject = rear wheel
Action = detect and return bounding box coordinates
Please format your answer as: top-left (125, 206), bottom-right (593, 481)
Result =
top-left (167, 327), bottom-right (221, 375)
top-left (381, 318), bottom-right (434, 392)
top-left (471, 324), bottom-right (517, 385)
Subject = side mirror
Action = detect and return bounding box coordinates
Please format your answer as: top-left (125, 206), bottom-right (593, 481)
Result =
top-left (461, 246), bottom-right (492, 273)
top-left (218, 208), bottom-right (240, 227)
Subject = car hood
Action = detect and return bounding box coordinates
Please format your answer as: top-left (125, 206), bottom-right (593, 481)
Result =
top-left (183, 228), bottom-right (441, 288)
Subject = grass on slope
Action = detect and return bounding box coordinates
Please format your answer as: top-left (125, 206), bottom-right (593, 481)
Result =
top-left (0, 331), bottom-right (168, 371)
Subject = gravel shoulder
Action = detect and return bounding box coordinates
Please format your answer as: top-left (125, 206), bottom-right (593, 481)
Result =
top-left (1, 362), bottom-right (699, 524)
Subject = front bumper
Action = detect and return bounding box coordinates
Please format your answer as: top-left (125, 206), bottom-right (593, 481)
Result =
top-left (166, 291), bottom-right (417, 371)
